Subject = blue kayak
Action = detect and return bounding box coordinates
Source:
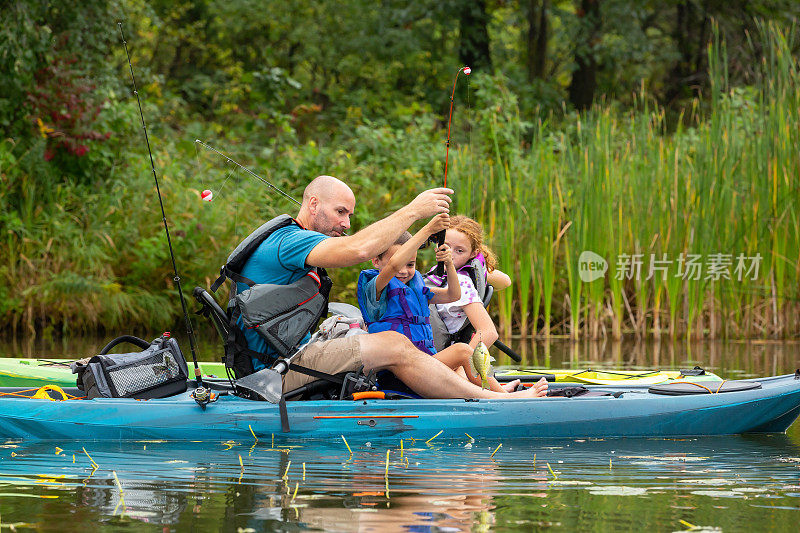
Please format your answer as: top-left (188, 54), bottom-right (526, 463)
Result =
top-left (1, 374), bottom-right (799, 441)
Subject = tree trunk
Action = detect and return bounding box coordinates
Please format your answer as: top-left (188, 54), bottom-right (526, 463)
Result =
top-left (665, 0), bottom-right (711, 102)
top-left (568, 0), bottom-right (600, 110)
top-left (526, 0), bottom-right (548, 81)
top-left (458, 0), bottom-right (492, 73)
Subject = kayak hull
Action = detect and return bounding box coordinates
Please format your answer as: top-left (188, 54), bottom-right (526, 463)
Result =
top-left (1, 374), bottom-right (798, 441)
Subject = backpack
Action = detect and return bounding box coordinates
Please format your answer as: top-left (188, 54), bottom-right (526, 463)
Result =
top-left (209, 215), bottom-right (332, 373)
top-left (71, 334), bottom-right (188, 399)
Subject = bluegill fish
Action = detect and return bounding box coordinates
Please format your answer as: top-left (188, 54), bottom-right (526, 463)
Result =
top-left (469, 342), bottom-right (495, 389)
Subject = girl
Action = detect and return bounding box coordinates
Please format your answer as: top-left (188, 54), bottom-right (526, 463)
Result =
top-left (426, 215), bottom-right (518, 389)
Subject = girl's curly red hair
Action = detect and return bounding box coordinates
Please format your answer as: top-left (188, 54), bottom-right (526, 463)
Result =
top-left (449, 215), bottom-right (498, 272)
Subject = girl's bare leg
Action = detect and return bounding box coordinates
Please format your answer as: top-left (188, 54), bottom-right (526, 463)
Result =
top-left (433, 343), bottom-right (510, 393)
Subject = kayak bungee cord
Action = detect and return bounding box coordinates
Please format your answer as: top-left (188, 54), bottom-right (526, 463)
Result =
top-left (0, 385), bottom-right (82, 401)
top-left (117, 23), bottom-right (212, 409)
top-left (432, 65), bottom-right (471, 276)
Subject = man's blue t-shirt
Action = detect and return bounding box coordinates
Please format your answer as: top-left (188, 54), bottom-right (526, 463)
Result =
top-left (236, 223), bottom-right (329, 369)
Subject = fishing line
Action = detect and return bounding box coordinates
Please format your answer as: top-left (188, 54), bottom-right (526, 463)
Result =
top-left (193, 142), bottom-right (244, 205)
top-left (117, 23), bottom-right (210, 407)
top-left (194, 140), bottom-right (355, 237)
top-left (465, 68), bottom-right (477, 219)
top-left (194, 139), bottom-right (301, 207)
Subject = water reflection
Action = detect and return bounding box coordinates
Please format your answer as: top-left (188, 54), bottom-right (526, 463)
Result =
top-left (2, 335), bottom-right (797, 380)
top-left (504, 338), bottom-right (800, 379)
top-left (1, 336), bottom-right (799, 531)
top-left (2, 435), bottom-right (800, 531)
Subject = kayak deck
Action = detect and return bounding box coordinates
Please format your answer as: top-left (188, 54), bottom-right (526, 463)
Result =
top-left (0, 359), bottom-right (228, 387)
top-left (495, 368), bottom-right (721, 385)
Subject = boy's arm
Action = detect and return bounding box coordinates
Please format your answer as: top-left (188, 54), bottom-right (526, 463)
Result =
top-left (374, 214), bottom-right (450, 296)
top-left (429, 245), bottom-right (461, 304)
top-left (487, 268), bottom-right (512, 290)
top-left (358, 274), bottom-right (386, 323)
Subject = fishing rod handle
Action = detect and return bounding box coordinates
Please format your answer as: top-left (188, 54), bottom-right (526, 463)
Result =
top-left (432, 229), bottom-right (446, 276)
top-left (494, 339), bottom-right (522, 362)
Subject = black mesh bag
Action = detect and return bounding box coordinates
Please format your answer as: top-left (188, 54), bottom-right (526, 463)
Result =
top-left (71, 335), bottom-right (189, 399)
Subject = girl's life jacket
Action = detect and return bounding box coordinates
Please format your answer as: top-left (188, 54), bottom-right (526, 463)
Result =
top-left (424, 253), bottom-right (489, 352)
top-left (356, 269), bottom-right (436, 355)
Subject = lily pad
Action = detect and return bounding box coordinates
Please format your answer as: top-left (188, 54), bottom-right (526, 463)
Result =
top-left (677, 478), bottom-right (735, 485)
top-left (690, 490), bottom-right (744, 498)
top-left (589, 486), bottom-right (647, 496)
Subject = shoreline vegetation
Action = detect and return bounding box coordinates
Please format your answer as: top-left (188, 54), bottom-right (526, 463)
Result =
top-left (1, 7), bottom-right (798, 342)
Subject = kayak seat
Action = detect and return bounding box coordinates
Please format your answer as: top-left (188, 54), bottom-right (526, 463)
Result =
top-left (284, 371), bottom-right (352, 401)
top-left (193, 286), bottom-right (348, 401)
top-left (648, 380), bottom-right (762, 396)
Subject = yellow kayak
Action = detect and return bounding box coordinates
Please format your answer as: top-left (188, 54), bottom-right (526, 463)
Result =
top-left (494, 367), bottom-right (720, 385)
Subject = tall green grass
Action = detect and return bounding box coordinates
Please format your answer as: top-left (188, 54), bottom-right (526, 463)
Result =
top-left (455, 22), bottom-right (800, 341)
top-left (2, 23), bottom-right (798, 342)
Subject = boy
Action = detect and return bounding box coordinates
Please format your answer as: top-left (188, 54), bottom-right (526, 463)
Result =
top-left (357, 214), bottom-right (514, 393)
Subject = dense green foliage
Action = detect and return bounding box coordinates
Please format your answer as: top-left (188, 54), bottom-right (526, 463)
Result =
top-left (1, 1), bottom-right (798, 340)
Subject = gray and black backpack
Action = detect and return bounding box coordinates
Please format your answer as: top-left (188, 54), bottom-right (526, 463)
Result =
top-left (208, 215), bottom-right (332, 376)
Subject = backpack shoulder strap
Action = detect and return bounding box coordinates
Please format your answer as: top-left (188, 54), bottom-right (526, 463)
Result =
top-left (211, 215), bottom-right (297, 292)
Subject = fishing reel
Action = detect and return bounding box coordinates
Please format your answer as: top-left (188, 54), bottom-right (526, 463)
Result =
top-left (191, 386), bottom-right (219, 409)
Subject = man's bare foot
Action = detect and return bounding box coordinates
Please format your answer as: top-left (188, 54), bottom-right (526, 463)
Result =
top-left (507, 377), bottom-right (548, 398)
top-left (501, 379), bottom-right (521, 392)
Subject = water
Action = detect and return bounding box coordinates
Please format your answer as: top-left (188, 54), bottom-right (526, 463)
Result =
top-left (1, 337), bottom-right (799, 531)
top-left (1, 437), bottom-right (800, 531)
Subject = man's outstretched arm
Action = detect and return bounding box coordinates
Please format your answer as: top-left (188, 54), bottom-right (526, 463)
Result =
top-left (306, 188), bottom-right (453, 268)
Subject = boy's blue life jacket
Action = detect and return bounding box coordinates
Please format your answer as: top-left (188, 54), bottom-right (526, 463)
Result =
top-left (356, 269), bottom-right (436, 355)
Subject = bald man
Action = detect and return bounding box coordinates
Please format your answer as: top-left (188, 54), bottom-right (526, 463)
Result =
top-left (237, 176), bottom-right (547, 400)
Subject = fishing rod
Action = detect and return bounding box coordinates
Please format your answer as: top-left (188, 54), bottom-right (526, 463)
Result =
top-left (118, 23), bottom-right (212, 408)
top-left (194, 139), bottom-right (301, 206)
top-left (443, 66), bottom-right (471, 190)
top-left (433, 65), bottom-right (471, 276)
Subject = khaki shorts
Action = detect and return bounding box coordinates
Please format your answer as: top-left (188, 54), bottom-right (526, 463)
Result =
top-left (282, 335), bottom-right (363, 393)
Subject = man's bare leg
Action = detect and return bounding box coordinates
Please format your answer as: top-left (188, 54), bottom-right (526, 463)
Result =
top-left (501, 379), bottom-right (521, 392)
top-left (358, 332), bottom-right (547, 399)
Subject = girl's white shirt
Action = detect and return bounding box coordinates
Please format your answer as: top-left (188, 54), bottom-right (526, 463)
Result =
top-left (435, 272), bottom-right (482, 333)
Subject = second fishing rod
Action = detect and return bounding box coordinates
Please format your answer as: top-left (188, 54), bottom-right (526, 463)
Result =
top-left (118, 23), bottom-right (218, 407)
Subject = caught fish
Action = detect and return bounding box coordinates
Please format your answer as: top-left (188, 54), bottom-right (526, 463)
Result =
top-left (469, 342), bottom-right (495, 389)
